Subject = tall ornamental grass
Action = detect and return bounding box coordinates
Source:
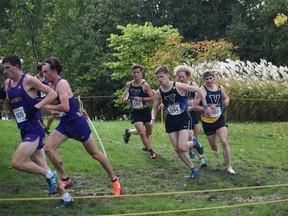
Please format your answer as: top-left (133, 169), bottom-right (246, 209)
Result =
top-left (192, 59), bottom-right (288, 121)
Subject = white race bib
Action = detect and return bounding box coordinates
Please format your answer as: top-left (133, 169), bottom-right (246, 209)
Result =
top-left (132, 100), bottom-right (144, 109)
top-left (13, 107), bottom-right (26, 123)
top-left (211, 107), bottom-right (222, 117)
top-left (167, 104), bottom-right (181, 115)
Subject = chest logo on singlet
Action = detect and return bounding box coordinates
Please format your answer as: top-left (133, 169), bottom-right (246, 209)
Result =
top-left (164, 94), bottom-right (176, 105)
top-left (131, 89), bottom-right (140, 96)
top-left (209, 94), bottom-right (221, 104)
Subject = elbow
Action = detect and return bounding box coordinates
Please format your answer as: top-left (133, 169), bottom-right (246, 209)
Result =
top-left (63, 107), bottom-right (70, 112)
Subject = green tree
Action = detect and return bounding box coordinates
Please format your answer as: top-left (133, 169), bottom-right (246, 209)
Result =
top-left (106, 22), bottom-right (179, 104)
top-left (226, 0), bottom-right (288, 66)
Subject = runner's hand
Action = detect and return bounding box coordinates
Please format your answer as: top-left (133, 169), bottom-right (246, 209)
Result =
top-left (25, 106), bottom-right (38, 120)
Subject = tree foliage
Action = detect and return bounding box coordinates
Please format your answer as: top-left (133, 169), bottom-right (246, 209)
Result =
top-left (1, 0), bottom-right (287, 120)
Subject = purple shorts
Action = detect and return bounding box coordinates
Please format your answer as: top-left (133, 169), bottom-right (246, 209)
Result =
top-left (20, 130), bottom-right (45, 149)
top-left (56, 115), bottom-right (91, 142)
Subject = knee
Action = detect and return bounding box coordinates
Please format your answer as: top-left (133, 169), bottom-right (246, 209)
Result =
top-left (11, 159), bottom-right (22, 171)
top-left (174, 146), bottom-right (185, 152)
top-left (44, 144), bottom-right (54, 155)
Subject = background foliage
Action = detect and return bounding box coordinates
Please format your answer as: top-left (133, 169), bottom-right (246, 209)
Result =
top-left (0, 0), bottom-right (287, 120)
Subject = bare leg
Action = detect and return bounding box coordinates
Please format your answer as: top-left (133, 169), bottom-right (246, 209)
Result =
top-left (30, 148), bottom-right (50, 171)
top-left (168, 130), bottom-right (195, 169)
top-left (44, 130), bottom-right (69, 179)
top-left (46, 115), bottom-right (56, 129)
top-left (134, 122), bottom-right (152, 150)
top-left (12, 139), bottom-right (48, 176)
top-left (82, 135), bottom-right (117, 180)
top-left (216, 127), bottom-right (233, 168)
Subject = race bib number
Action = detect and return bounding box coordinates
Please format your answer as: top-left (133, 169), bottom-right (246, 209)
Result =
top-left (167, 104), bottom-right (181, 115)
top-left (59, 112), bottom-right (66, 117)
top-left (13, 107), bottom-right (26, 123)
top-left (132, 100), bottom-right (143, 109)
top-left (211, 107), bottom-right (222, 117)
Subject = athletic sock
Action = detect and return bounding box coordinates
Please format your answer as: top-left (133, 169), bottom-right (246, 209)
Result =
top-left (62, 177), bottom-right (70, 181)
top-left (45, 170), bottom-right (54, 179)
top-left (62, 192), bottom-right (72, 202)
top-left (148, 149), bottom-right (154, 154)
top-left (112, 178), bottom-right (118, 182)
top-left (191, 167), bottom-right (198, 173)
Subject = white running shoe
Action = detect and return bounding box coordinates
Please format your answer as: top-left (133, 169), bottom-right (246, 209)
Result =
top-left (227, 167), bottom-right (236, 174)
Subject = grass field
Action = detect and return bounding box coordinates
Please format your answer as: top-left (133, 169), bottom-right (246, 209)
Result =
top-left (0, 119), bottom-right (287, 216)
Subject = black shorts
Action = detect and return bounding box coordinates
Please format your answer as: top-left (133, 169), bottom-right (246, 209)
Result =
top-left (202, 114), bottom-right (226, 136)
top-left (188, 110), bottom-right (199, 130)
top-left (131, 107), bottom-right (151, 124)
top-left (165, 111), bottom-right (190, 133)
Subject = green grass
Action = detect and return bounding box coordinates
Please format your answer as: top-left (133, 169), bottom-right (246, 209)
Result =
top-left (0, 119), bottom-right (288, 215)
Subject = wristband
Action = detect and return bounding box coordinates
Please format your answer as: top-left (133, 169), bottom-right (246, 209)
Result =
top-left (203, 104), bottom-right (209, 109)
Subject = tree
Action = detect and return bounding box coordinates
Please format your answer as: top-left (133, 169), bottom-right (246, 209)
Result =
top-left (226, 0), bottom-right (288, 66)
top-left (106, 22), bottom-right (179, 104)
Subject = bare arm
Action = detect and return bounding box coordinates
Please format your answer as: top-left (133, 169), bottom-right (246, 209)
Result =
top-left (177, 82), bottom-right (212, 116)
top-left (134, 82), bottom-right (154, 102)
top-left (151, 89), bottom-right (161, 124)
top-left (45, 80), bottom-right (70, 112)
top-left (192, 90), bottom-right (205, 112)
top-left (122, 82), bottom-right (130, 103)
top-left (26, 76), bottom-right (57, 109)
top-left (2, 80), bottom-right (12, 112)
top-left (221, 85), bottom-right (229, 107)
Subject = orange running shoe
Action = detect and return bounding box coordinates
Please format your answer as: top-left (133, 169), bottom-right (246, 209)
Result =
top-left (60, 178), bottom-right (73, 189)
top-left (112, 178), bottom-right (122, 196)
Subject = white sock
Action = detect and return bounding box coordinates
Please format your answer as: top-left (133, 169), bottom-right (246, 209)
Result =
top-left (62, 193), bottom-right (72, 202)
top-left (45, 170), bottom-right (54, 179)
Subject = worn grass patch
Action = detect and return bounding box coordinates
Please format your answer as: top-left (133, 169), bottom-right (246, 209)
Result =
top-left (0, 120), bottom-right (287, 215)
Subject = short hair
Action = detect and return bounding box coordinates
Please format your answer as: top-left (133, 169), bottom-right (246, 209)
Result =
top-left (202, 71), bottom-right (215, 79)
top-left (37, 63), bottom-right (42, 71)
top-left (155, 66), bottom-right (169, 75)
top-left (43, 56), bottom-right (62, 75)
top-left (2, 54), bottom-right (22, 70)
top-left (131, 63), bottom-right (142, 71)
top-left (173, 64), bottom-right (192, 78)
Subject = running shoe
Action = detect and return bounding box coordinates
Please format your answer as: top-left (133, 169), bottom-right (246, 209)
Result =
top-left (227, 167), bottom-right (236, 174)
top-left (189, 148), bottom-right (196, 159)
top-left (60, 178), bottom-right (73, 189)
top-left (47, 171), bottom-right (58, 194)
top-left (54, 199), bottom-right (73, 209)
top-left (150, 153), bottom-right (157, 159)
top-left (112, 178), bottom-right (122, 196)
top-left (184, 168), bottom-right (200, 179)
top-left (192, 137), bottom-right (204, 155)
top-left (123, 129), bottom-right (131, 144)
top-left (199, 157), bottom-right (207, 167)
